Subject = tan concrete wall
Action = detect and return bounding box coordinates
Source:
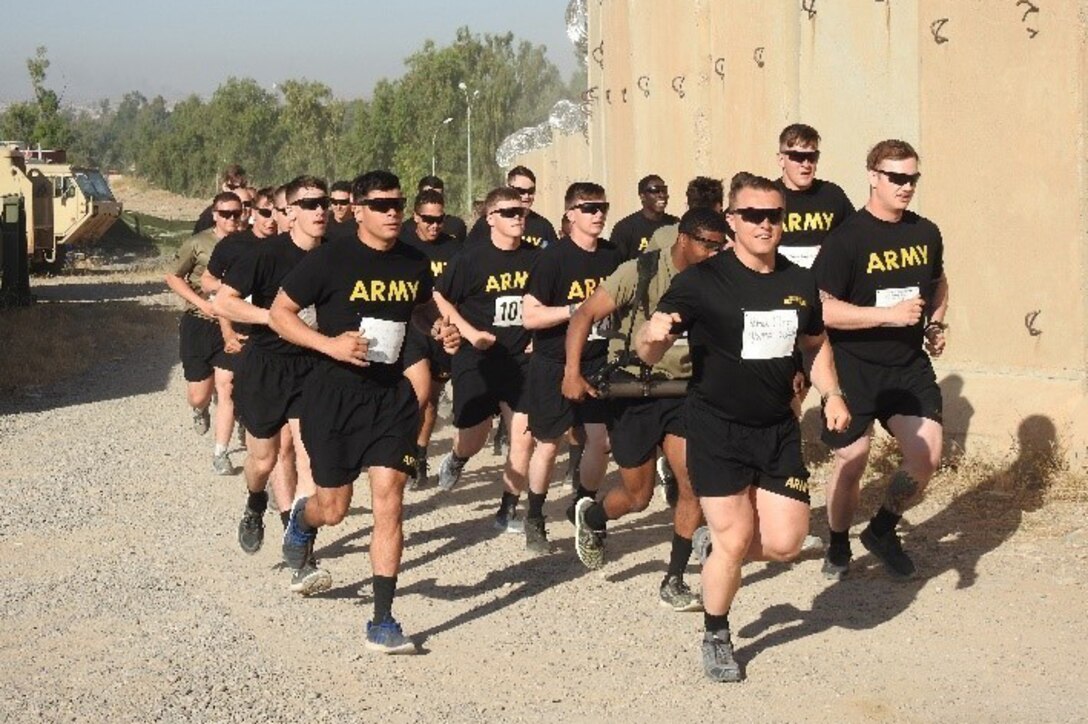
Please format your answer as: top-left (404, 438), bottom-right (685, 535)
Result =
top-left (510, 0), bottom-right (1088, 463)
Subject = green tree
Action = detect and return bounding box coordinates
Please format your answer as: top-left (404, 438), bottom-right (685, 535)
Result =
top-left (275, 80), bottom-right (343, 181)
top-left (0, 46), bottom-right (73, 149)
top-left (205, 78), bottom-right (281, 185)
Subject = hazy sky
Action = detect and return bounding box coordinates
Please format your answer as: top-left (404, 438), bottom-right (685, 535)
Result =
top-left (2, 1), bottom-right (580, 106)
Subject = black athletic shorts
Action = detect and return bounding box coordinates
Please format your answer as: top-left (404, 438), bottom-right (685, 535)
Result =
top-left (526, 355), bottom-right (610, 440)
top-left (234, 345), bottom-right (315, 439)
top-left (686, 396), bottom-right (810, 503)
top-left (403, 327), bottom-right (452, 381)
top-left (821, 350), bottom-right (943, 449)
top-left (607, 396), bottom-right (685, 468)
top-left (300, 362), bottom-right (420, 488)
top-left (451, 351), bottom-right (530, 429)
top-left (178, 313), bottom-right (231, 381)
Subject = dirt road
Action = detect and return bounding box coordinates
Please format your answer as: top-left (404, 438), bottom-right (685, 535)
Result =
top-left (2, 276), bottom-right (1086, 722)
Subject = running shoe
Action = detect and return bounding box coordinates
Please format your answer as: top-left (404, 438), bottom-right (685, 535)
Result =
top-left (192, 407), bottom-right (210, 435)
top-left (525, 516), bottom-right (550, 555)
top-left (237, 506), bottom-right (264, 554)
top-left (822, 541), bottom-right (852, 580)
top-left (801, 534), bottom-right (825, 552)
top-left (701, 629), bottom-right (742, 682)
top-left (365, 616), bottom-right (416, 654)
top-left (212, 451), bottom-right (234, 476)
top-left (693, 525), bottom-right (712, 566)
top-left (437, 452), bottom-right (466, 491)
top-left (407, 453), bottom-right (428, 492)
top-left (282, 497), bottom-right (315, 570)
top-left (659, 575), bottom-right (703, 612)
top-left (860, 526), bottom-right (915, 578)
top-left (573, 497), bottom-right (605, 570)
top-left (493, 508), bottom-right (524, 535)
top-left (656, 456), bottom-right (678, 508)
top-left (289, 553), bottom-right (332, 596)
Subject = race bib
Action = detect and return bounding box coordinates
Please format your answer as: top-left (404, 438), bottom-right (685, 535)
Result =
top-left (778, 245), bottom-right (820, 269)
top-left (298, 305), bottom-right (318, 330)
top-left (875, 286), bottom-right (920, 308)
top-left (492, 295), bottom-right (523, 327)
top-left (741, 310), bottom-right (798, 360)
top-left (358, 317), bottom-right (407, 364)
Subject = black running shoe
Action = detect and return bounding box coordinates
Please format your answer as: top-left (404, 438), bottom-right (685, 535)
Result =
top-left (822, 541), bottom-right (852, 580)
top-left (860, 526), bottom-right (915, 578)
top-left (525, 516), bottom-right (550, 555)
top-left (238, 506), bottom-right (264, 554)
top-left (408, 452), bottom-right (428, 492)
top-left (701, 629), bottom-right (742, 682)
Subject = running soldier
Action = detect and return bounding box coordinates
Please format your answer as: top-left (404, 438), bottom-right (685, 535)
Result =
top-left (193, 165), bottom-right (247, 234)
top-left (433, 187), bottom-right (540, 532)
top-left (563, 208), bottom-right (728, 613)
top-left (813, 139), bottom-right (948, 580)
top-left (637, 174), bottom-right (849, 682)
top-left (272, 185), bottom-right (292, 234)
top-left (326, 180), bottom-right (358, 240)
top-left (401, 176), bottom-right (468, 242)
top-left (401, 189), bottom-right (461, 488)
top-left (609, 174), bottom-right (679, 261)
top-left (164, 191), bottom-right (243, 474)
top-left (521, 182), bottom-right (621, 553)
top-left (270, 170), bottom-right (460, 654)
top-left (213, 176), bottom-right (326, 566)
top-left (467, 166), bottom-right (558, 248)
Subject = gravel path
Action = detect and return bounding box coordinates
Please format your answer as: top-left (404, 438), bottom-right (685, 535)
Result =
top-left (2, 278), bottom-right (1087, 723)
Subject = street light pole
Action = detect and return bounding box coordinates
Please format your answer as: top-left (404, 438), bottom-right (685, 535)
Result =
top-left (431, 116), bottom-right (454, 176)
top-left (458, 82), bottom-right (480, 216)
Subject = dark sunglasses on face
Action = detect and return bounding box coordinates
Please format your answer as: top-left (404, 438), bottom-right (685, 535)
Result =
top-left (732, 207), bottom-right (785, 225)
top-left (329, 199), bottom-right (351, 207)
top-left (215, 208), bottom-right (243, 220)
top-left (274, 206), bottom-right (287, 214)
top-left (490, 206), bottom-right (527, 219)
top-left (358, 197), bottom-right (407, 214)
top-left (782, 149), bottom-right (820, 164)
top-left (571, 201), bottom-right (610, 215)
top-left (254, 207), bottom-right (274, 218)
top-left (643, 185), bottom-right (668, 195)
top-left (688, 233), bottom-right (725, 251)
top-left (418, 213), bottom-right (446, 225)
top-left (292, 196), bottom-right (331, 211)
top-left (510, 185), bottom-right (536, 196)
top-left (876, 169), bottom-right (922, 186)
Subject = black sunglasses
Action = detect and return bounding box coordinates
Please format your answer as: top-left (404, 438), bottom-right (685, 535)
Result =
top-left (292, 197), bottom-right (330, 211)
top-left (274, 206), bottom-right (286, 214)
top-left (254, 207), bottom-right (274, 218)
top-left (490, 206), bottom-right (527, 219)
top-left (782, 150), bottom-right (821, 164)
top-left (418, 213), bottom-right (446, 225)
top-left (571, 201), bottom-right (610, 215)
top-left (876, 169), bottom-right (922, 186)
top-left (358, 197), bottom-right (407, 213)
top-left (732, 207), bottom-right (785, 225)
top-left (509, 185), bottom-right (536, 196)
top-left (215, 208), bottom-right (243, 220)
top-left (329, 199), bottom-right (351, 207)
top-left (688, 233), bottom-right (726, 251)
top-left (642, 185), bottom-right (668, 195)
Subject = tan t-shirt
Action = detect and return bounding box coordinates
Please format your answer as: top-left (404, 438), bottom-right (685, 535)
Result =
top-left (172, 229), bottom-right (219, 316)
top-left (601, 245), bottom-right (690, 379)
top-left (648, 222), bottom-right (679, 253)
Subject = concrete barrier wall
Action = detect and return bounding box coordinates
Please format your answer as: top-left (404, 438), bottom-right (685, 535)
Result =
top-left (511, 0), bottom-right (1088, 463)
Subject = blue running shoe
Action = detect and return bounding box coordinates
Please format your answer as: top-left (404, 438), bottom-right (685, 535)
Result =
top-left (282, 497), bottom-right (315, 570)
top-left (365, 617), bottom-right (416, 654)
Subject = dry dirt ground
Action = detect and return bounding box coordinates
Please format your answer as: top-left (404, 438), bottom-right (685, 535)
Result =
top-left (1, 274), bottom-right (1086, 723)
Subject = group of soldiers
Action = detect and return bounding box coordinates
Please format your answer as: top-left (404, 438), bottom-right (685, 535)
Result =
top-left (165, 123), bottom-right (949, 681)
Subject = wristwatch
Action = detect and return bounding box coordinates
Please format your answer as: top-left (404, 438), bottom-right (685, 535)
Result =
top-left (568, 302), bottom-right (578, 318)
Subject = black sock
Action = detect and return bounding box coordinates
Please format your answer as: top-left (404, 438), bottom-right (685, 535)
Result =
top-left (704, 612), bottom-right (730, 633)
top-left (584, 501), bottom-right (609, 531)
top-left (246, 490), bottom-right (268, 514)
top-left (527, 491), bottom-right (547, 519)
top-left (869, 507), bottom-right (901, 537)
top-left (280, 511), bottom-right (290, 529)
top-left (373, 575), bottom-right (397, 623)
top-left (829, 529), bottom-right (850, 548)
top-left (575, 484), bottom-right (595, 502)
top-left (499, 491), bottom-right (519, 514)
top-left (667, 533), bottom-right (694, 578)
top-left (452, 452), bottom-right (469, 465)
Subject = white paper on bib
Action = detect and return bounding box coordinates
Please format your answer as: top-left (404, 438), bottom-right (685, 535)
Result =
top-left (741, 309), bottom-right (798, 360)
top-left (492, 295), bottom-right (523, 327)
top-left (778, 245), bottom-right (820, 269)
top-left (874, 285), bottom-right (920, 309)
top-left (359, 317), bottom-right (407, 364)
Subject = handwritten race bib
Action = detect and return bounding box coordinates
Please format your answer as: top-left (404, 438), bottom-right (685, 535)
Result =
top-left (741, 309), bottom-right (798, 360)
top-left (298, 305), bottom-right (318, 330)
top-left (358, 317), bottom-right (407, 364)
top-left (875, 286), bottom-right (920, 308)
top-left (492, 295), bottom-right (523, 327)
top-left (779, 245), bottom-right (820, 269)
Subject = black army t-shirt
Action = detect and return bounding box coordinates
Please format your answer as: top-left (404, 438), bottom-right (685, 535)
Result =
top-left (207, 229), bottom-right (260, 280)
top-left (610, 210), bottom-right (680, 261)
top-left (224, 232), bottom-right (312, 356)
top-left (403, 214), bottom-right (467, 244)
top-left (657, 249), bottom-right (823, 426)
top-left (814, 208), bottom-right (943, 367)
top-left (281, 237), bottom-right (433, 386)
top-left (437, 241), bottom-right (540, 357)
top-left (403, 232), bottom-right (460, 282)
top-left (526, 236), bottom-right (621, 363)
top-left (467, 210), bottom-right (558, 249)
top-left (773, 179), bottom-right (854, 268)
top-left (325, 217), bottom-right (358, 242)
